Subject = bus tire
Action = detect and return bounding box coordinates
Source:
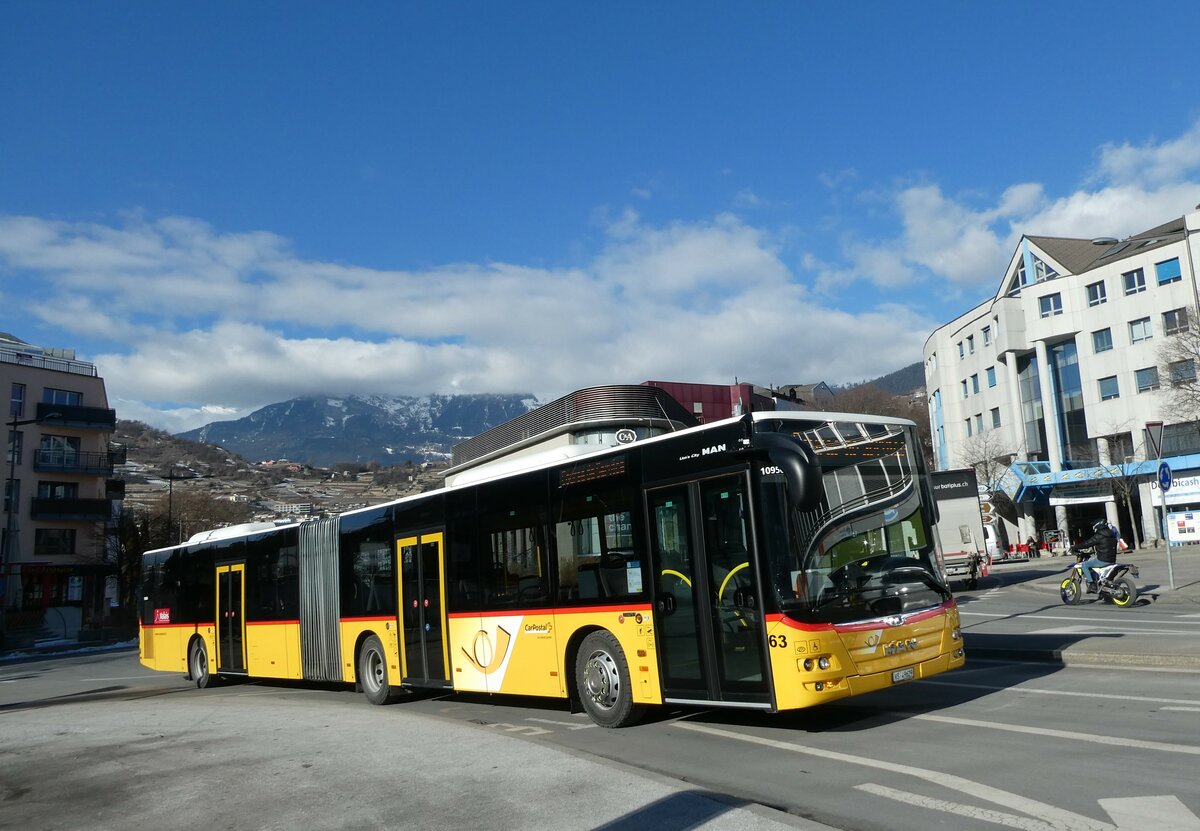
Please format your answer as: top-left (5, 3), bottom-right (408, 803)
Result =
top-left (575, 631), bottom-right (644, 728)
top-left (189, 638), bottom-right (215, 689)
top-left (359, 635), bottom-right (399, 705)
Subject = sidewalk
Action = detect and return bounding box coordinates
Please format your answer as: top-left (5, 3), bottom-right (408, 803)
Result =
top-left (964, 544), bottom-right (1200, 669)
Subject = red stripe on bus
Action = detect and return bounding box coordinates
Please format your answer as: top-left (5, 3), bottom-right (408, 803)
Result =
top-left (141, 622), bottom-right (208, 630)
top-left (767, 599), bottom-right (955, 632)
top-left (339, 615), bottom-right (396, 623)
top-left (448, 603), bottom-right (653, 620)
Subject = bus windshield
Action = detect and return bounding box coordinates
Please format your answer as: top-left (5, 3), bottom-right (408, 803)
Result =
top-left (758, 419), bottom-right (949, 623)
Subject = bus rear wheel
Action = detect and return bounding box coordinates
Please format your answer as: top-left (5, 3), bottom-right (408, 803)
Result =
top-left (359, 635), bottom-right (399, 705)
top-left (575, 631), bottom-right (644, 728)
top-left (189, 638), bottom-right (215, 689)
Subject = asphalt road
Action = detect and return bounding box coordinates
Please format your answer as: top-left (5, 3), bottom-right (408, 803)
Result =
top-left (5, 639), bottom-right (1200, 830)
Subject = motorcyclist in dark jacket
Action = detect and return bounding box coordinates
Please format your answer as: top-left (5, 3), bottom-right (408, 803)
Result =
top-left (1070, 520), bottom-right (1118, 590)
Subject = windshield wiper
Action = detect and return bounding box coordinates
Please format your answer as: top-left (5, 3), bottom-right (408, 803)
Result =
top-left (888, 566), bottom-right (951, 599)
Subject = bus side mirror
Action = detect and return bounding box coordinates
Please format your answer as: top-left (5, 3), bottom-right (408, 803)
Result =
top-left (744, 433), bottom-right (823, 512)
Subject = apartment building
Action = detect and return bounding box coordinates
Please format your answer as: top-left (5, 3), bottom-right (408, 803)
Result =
top-left (2, 333), bottom-right (122, 644)
top-left (924, 208), bottom-right (1200, 549)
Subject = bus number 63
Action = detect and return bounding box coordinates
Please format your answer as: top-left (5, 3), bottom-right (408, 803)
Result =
top-left (768, 634), bottom-right (788, 648)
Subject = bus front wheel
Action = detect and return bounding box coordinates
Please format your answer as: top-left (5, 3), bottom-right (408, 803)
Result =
top-left (189, 638), bottom-right (215, 689)
top-left (575, 631), bottom-right (644, 728)
top-left (359, 635), bottom-right (399, 705)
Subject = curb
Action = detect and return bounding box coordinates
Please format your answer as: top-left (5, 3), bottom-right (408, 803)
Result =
top-left (965, 645), bottom-right (1200, 670)
top-left (0, 641), bottom-right (137, 665)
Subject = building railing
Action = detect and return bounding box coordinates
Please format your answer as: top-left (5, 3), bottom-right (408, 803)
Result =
top-left (36, 402), bottom-right (117, 430)
top-left (30, 497), bottom-right (113, 521)
top-left (0, 348), bottom-right (97, 377)
top-left (32, 449), bottom-right (122, 475)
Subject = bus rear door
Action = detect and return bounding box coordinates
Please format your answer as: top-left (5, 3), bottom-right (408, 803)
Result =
top-left (397, 531), bottom-right (451, 686)
top-left (647, 473), bottom-right (772, 708)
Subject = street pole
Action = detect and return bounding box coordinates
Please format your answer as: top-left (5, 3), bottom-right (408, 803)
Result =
top-left (2, 412), bottom-right (62, 633)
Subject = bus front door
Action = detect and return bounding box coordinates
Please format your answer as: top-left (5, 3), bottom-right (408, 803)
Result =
top-left (397, 532), bottom-right (450, 686)
top-left (215, 563), bottom-right (246, 673)
top-left (648, 474), bottom-right (771, 706)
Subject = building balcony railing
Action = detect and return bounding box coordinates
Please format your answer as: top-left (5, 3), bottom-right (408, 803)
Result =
top-left (30, 497), bottom-right (113, 521)
top-left (0, 347), bottom-right (98, 377)
top-left (32, 449), bottom-right (121, 476)
top-left (37, 402), bottom-right (117, 430)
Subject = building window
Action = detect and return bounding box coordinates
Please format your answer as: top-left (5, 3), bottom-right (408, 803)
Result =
top-left (990, 407), bottom-right (1001, 428)
top-left (1169, 360), bottom-right (1196, 385)
top-left (1039, 293), bottom-right (1063, 318)
top-left (982, 326), bottom-right (991, 346)
top-left (967, 335), bottom-right (975, 354)
top-left (966, 418), bottom-right (973, 437)
top-left (974, 413), bottom-right (983, 432)
top-left (1098, 376), bottom-right (1120, 401)
top-left (957, 341), bottom-right (964, 359)
top-left (1155, 257), bottom-right (1182, 285)
top-left (9, 382), bottom-right (24, 419)
top-left (5, 429), bottom-right (21, 466)
top-left (42, 388), bottom-right (82, 407)
top-left (971, 374), bottom-right (980, 394)
top-left (929, 352), bottom-right (937, 371)
top-left (961, 380), bottom-right (968, 398)
top-left (986, 366), bottom-right (997, 387)
top-left (1123, 268), bottom-right (1146, 295)
top-left (1092, 328), bottom-right (1113, 353)
top-left (1129, 317), bottom-right (1153, 344)
top-left (1085, 281), bottom-right (1107, 307)
top-left (1164, 307), bottom-right (1189, 335)
top-left (1135, 366), bottom-right (1160, 393)
top-left (33, 528), bottom-right (76, 557)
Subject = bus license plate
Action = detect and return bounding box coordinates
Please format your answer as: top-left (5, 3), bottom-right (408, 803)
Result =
top-left (892, 667), bottom-right (915, 684)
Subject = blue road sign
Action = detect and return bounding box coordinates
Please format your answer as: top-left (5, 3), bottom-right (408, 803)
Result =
top-left (1159, 461), bottom-right (1173, 492)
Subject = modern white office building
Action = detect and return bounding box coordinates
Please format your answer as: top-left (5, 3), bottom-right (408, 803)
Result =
top-left (924, 207), bottom-right (1200, 550)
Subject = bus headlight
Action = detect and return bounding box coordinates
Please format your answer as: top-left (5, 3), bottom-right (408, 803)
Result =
top-left (817, 656), bottom-right (831, 670)
top-left (951, 627), bottom-right (961, 641)
top-left (803, 658), bottom-right (814, 671)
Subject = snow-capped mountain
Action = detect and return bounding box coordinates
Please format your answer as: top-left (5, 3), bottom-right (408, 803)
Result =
top-left (178, 393), bottom-right (538, 466)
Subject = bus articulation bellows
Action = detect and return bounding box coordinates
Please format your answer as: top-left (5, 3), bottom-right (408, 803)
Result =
top-left (139, 411), bottom-right (964, 727)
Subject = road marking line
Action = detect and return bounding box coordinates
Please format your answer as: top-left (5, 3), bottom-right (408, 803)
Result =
top-left (961, 611), bottom-right (1200, 627)
top-left (923, 679), bottom-right (1198, 706)
top-left (1161, 706), bottom-right (1200, 712)
top-left (913, 713), bottom-right (1200, 756)
top-left (1029, 626), bottom-right (1195, 636)
top-left (1099, 795), bottom-right (1200, 830)
top-left (82, 675), bottom-right (164, 681)
top-left (857, 783), bottom-right (1074, 831)
top-left (675, 722), bottom-right (1112, 831)
top-left (526, 717), bottom-right (596, 730)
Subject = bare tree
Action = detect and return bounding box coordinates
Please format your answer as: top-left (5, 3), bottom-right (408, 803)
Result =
top-left (1157, 305), bottom-right (1200, 422)
top-left (957, 429), bottom-right (1020, 530)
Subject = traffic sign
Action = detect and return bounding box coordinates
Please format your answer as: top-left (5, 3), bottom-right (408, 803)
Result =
top-left (979, 501), bottom-right (994, 515)
top-left (1158, 461), bottom-right (1173, 492)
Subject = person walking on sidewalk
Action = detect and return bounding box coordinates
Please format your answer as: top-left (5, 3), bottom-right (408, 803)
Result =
top-left (1069, 519), bottom-right (1117, 592)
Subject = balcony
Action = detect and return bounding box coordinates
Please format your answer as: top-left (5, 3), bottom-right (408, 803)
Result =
top-left (105, 478), bottom-right (126, 499)
top-left (30, 497), bottom-right (113, 521)
top-left (32, 449), bottom-right (121, 476)
top-left (37, 402), bottom-right (117, 430)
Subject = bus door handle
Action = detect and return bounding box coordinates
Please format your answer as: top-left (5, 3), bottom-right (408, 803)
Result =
top-left (656, 594), bottom-right (676, 615)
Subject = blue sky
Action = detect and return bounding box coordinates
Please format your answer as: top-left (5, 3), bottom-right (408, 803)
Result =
top-left (3, 2), bottom-right (1200, 433)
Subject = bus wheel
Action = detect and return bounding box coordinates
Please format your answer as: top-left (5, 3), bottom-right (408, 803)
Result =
top-left (189, 638), bottom-right (214, 689)
top-left (576, 631), bottom-right (644, 728)
top-left (359, 635), bottom-right (398, 705)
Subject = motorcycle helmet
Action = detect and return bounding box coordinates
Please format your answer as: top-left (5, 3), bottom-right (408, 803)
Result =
top-left (1093, 519), bottom-right (1108, 532)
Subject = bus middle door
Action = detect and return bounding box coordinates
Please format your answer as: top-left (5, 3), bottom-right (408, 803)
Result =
top-left (648, 473), bottom-right (771, 707)
top-left (397, 531), bottom-right (450, 686)
top-left (215, 563), bottom-right (246, 674)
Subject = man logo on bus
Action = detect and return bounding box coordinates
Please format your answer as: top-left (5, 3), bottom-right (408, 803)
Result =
top-left (463, 625), bottom-right (513, 674)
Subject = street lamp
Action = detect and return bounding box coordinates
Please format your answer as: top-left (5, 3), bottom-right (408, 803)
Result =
top-left (3, 411), bottom-right (63, 619)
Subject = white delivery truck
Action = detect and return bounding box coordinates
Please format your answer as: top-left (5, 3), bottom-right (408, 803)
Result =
top-left (930, 468), bottom-right (989, 590)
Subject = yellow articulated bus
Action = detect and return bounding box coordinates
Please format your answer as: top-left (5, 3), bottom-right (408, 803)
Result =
top-left (139, 411), bottom-right (964, 727)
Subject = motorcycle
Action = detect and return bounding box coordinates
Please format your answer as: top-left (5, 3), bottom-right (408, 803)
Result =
top-left (1059, 548), bottom-right (1140, 607)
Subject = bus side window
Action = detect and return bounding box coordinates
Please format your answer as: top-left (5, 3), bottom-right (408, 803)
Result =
top-left (476, 475), bottom-right (551, 610)
top-left (553, 480), bottom-right (645, 602)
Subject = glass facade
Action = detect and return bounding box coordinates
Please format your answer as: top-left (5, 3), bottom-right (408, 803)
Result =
top-left (1017, 354), bottom-right (1046, 460)
top-left (1049, 341), bottom-right (1088, 460)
